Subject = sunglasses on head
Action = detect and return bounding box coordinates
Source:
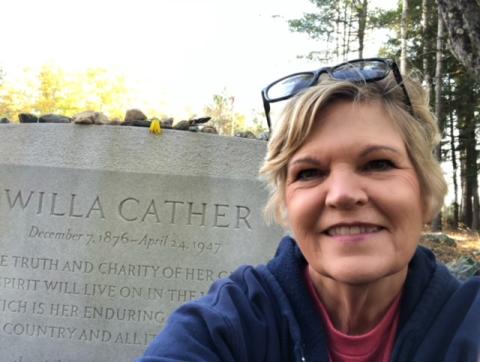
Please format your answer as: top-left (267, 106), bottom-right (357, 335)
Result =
top-left (261, 58), bottom-right (413, 130)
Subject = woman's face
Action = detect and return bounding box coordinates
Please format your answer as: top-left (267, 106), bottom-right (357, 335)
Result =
top-left (285, 100), bottom-right (425, 284)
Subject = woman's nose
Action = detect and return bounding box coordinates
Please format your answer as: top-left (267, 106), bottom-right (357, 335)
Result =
top-left (324, 169), bottom-right (368, 209)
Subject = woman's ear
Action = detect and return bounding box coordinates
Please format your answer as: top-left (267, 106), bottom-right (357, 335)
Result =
top-left (422, 197), bottom-right (436, 224)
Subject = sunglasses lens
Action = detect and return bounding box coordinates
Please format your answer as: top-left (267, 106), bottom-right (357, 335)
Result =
top-left (332, 60), bottom-right (389, 82)
top-left (266, 73), bottom-right (315, 100)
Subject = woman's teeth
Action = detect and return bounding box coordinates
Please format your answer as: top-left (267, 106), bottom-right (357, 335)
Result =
top-left (326, 225), bottom-right (381, 236)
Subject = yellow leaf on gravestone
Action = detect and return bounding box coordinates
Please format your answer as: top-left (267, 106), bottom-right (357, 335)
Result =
top-left (149, 119), bottom-right (162, 135)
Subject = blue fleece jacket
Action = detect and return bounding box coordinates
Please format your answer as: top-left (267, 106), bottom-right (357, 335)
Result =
top-left (137, 236), bottom-right (480, 362)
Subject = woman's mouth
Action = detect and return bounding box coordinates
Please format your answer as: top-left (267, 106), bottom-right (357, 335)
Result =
top-left (325, 225), bottom-right (383, 236)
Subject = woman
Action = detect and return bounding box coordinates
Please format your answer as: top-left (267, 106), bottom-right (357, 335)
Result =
top-left (138, 59), bottom-right (480, 361)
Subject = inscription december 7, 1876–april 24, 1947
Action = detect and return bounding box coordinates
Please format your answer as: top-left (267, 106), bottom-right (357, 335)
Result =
top-left (0, 125), bottom-right (283, 362)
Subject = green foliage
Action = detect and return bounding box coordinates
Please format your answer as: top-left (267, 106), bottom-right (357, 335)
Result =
top-left (288, 11), bottom-right (336, 40)
top-left (368, 7), bottom-right (400, 29)
top-left (288, 0), bottom-right (373, 61)
top-left (375, 0), bottom-right (432, 69)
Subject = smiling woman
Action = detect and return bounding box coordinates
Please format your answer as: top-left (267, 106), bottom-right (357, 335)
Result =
top-left (137, 59), bottom-right (480, 362)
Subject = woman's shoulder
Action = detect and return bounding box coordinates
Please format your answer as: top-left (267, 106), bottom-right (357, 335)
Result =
top-left (457, 275), bottom-right (480, 290)
top-left (446, 275), bottom-right (480, 313)
top-left (402, 272), bottom-right (480, 361)
top-left (193, 264), bottom-right (281, 314)
top-left (424, 276), bottom-right (480, 360)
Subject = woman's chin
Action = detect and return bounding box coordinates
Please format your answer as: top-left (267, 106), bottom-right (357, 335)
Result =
top-left (316, 258), bottom-right (404, 286)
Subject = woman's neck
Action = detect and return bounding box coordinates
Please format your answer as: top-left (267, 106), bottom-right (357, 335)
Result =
top-left (308, 265), bottom-right (407, 335)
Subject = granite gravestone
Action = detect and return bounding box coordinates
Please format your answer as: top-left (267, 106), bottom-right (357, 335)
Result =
top-left (0, 124), bottom-right (283, 362)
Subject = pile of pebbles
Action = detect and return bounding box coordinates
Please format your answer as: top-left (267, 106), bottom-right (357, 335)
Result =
top-left (1, 109), bottom-right (269, 140)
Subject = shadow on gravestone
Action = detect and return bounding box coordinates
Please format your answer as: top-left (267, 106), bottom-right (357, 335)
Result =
top-left (0, 124), bottom-right (283, 362)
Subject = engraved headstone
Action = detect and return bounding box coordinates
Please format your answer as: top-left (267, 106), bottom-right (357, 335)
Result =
top-left (0, 124), bottom-right (283, 362)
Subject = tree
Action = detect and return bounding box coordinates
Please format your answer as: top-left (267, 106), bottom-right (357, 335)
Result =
top-left (288, 0), bottom-right (370, 61)
top-left (357, 0), bottom-right (368, 58)
top-left (400, 0), bottom-right (409, 73)
top-left (245, 111), bottom-right (268, 137)
top-left (421, 0), bottom-right (433, 97)
top-left (0, 69), bottom-right (34, 120)
top-left (446, 75), bottom-right (459, 228)
top-left (454, 71), bottom-right (480, 230)
top-left (0, 85), bottom-right (31, 120)
top-left (437, 0), bottom-right (480, 80)
top-left (431, 9), bottom-right (445, 231)
top-left (34, 64), bottom-right (69, 114)
top-left (204, 91), bottom-right (246, 136)
top-left (0, 64), bottom-right (132, 121)
top-left (76, 68), bottom-right (130, 119)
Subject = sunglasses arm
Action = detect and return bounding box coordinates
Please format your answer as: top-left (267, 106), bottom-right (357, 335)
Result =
top-left (262, 94), bottom-right (272, 130)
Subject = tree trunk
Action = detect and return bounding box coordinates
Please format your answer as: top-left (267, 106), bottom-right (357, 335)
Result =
top-left (421, 0), bottom-right (433, 98)
top-left (357, 0), bottom-right (368, 58)
top-left (447, 76), bottom-right (459, 229)
top-left (400, 0), bottom-right (409, 74)
top-left (431, 9), bottom-right (445, 231)
top-left (473, 182), bottom-right (480, 230)
top-left (461, 156), bottom-right (472, 228)
top-left (458, 75), bottom-right (478, 230)
top-left (346, 6), bottom-right (353, 58)
top-left (434, 12), bottom-right (445, 134)
top-left (335, 2), bottom-right (341, 61)
top-left (342, 2), bottom-right (348, 60)
top-left (436, 0), bottom-right (480, 80)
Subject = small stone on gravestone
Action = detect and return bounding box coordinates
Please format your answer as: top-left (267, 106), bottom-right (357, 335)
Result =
top-left (258, 131), bottom-right (270, 141)
top-left (108, 118), bottom-right (122, 125)
top-left (124, 108), bottom-right (148, 123)
top-left (173, 120), bottom-right (191, 130)
top-left (188, 125), bottom-right (199, 132)
top-left (201, 125), bottom-right (218, 134)
top-left (191, 117), bottom-right (211, 125)
top-left (173, 117), bottom-right (212, 131)
top-left (73, 111), bottom-right (109, 125)
top-left (39, 114), bottom-right (72, 123)
top-left (19, 113), bottom-right (39, 123)
top-left (235, 131), bottom-right (256, 139)
top-left (160, 118), bottom-right (174, 129)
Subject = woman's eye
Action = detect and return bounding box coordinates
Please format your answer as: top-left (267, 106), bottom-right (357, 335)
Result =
top-left (363, 159), bottom-right (395, 172)
top-left (296, 169), bottom-right (324, 181)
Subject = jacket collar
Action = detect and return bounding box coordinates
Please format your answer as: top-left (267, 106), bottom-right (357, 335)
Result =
top-left (267, 236), bottom-right (460, 361)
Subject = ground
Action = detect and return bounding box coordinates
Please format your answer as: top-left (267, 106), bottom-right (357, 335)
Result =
top-left (420, 231), bottom-right (480, 279)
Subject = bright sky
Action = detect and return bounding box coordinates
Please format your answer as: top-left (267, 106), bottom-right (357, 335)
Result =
top-left (1, 0), bottom-right (395, 120)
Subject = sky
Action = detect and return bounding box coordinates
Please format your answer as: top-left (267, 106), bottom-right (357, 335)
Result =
top-left (1, 0), bottom-right (396, 120)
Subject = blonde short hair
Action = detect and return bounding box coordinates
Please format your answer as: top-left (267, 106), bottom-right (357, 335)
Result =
top-left (259, 76), bottom-right (447, 227)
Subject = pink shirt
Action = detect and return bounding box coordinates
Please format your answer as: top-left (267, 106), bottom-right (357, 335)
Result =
top-left (305, 269), bottom-right (401, 362)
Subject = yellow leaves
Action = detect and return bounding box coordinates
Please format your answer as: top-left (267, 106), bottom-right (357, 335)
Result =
top-left (149, 118), bottom-right (162, 135)
top-left (0, 64), bottom-right (131, 119)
